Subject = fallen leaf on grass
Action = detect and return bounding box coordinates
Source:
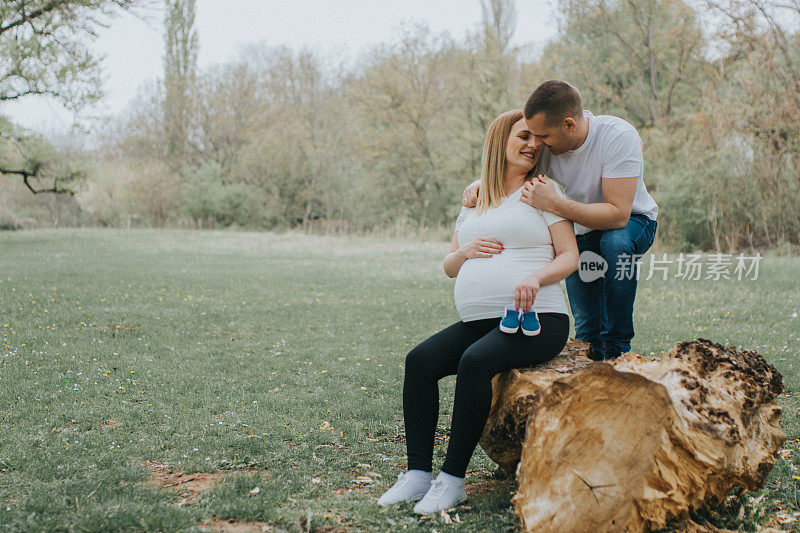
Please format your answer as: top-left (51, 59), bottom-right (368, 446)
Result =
top-left (439, 510), bottom-right (462, 524)
top-left (351, 476), bottom-right (373, 484)
top-left (774, 511), bottom-right (800, 524)
top-left (297, 514), bottom-right (348, 532)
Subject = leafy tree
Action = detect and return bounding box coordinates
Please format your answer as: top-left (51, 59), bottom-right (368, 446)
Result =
top-left (347, 25), bottom-right (462, 225)
top-left (238, 44), bottom-right (347, 229)
top-left (536, 0), bottom-right (708, 127)
top-left (163, 0), bottom-right (198, 170)
top-left (0, 117), bottom-right (88, 195)
top-left (192, 62), bottom-right (259, 178)
top-left (453, 0), bottom-right (520, 180)
top-left (0, 0), bottom-right (137, 193)
top-left (700, 0), bottom-right (800, 248)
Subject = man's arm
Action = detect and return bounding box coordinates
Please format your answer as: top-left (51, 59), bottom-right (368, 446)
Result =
top-left (525, 125), bottom-right (643, 230)
top-left (524, 176), bottom-right (637, 230)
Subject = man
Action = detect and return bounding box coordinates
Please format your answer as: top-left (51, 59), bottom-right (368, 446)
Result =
top-left (462, 80), bottom-right (658, 361)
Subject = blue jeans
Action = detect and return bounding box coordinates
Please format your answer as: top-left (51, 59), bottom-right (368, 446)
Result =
top-left (564, 214), bottom-right (657, 358)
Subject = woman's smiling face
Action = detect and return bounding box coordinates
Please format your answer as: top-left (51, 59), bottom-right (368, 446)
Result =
top-left (505, 118), bottom-right (540, 172)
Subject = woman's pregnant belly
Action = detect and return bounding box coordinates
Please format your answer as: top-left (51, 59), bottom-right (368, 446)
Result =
top-left (454, 246), bottom-right (559, 321)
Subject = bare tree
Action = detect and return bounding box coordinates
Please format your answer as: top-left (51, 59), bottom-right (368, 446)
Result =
top-left (481, 0), bottom-right (517, 54)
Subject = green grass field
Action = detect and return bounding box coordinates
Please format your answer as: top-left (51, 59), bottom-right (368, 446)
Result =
top-left (0, 229), bottom-right (798, 532)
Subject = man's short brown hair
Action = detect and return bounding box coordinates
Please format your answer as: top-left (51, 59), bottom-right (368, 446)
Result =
top-left (523, 80), bottom-right (583, 124)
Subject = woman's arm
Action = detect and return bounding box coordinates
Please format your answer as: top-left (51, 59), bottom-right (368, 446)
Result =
top-left (514, 220), bottom-right (580, 312)
top-left (443, 231), bottom-right (504, 278)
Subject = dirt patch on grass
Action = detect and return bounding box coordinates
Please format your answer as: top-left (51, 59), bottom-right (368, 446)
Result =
top-left (224, 330), bottom-right (253, 339)
top-left (198, 517), bottom-right (348, 533)
top-left (142, 461), bottom-right (262, 505)
top-left (298, 515), bottom-right (349, 533)
top-left (463, 467), bottom-right (516, 498)
top-left (198, 518), bottom-right (278, 532)
top-left (464, 476), bottom-right (516, 498)
top-left (94, 324), bottom-right (137, 331)
top-left (100, 419), bottom-right (121, 430)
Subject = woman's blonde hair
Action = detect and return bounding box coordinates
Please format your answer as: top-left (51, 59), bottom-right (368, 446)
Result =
top-left (475, 109), bottom-right (544, 214)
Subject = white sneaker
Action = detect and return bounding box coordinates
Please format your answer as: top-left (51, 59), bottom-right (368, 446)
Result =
top-left (413, 473), bottom-right (467, 514)
top-left (377, 470), bottom-right (432, 506)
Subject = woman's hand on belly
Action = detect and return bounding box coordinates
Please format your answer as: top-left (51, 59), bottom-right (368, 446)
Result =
top-left (514, 273), bottom-right (541, 312)
top-left (459, 237), bottom-right (504, 259)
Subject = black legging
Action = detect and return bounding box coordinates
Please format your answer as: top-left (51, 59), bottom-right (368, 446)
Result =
top-left (403, 313), bottom-right (570, 478)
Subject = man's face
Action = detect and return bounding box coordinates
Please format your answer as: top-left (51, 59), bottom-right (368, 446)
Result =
top-left (525, 113), bottom-right (575, 155)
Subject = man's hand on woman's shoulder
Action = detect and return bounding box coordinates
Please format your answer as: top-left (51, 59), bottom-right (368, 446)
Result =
top-left (520, 175), bottom-right (562, 212)
top-left (462, 179), bottom-right (480, 208)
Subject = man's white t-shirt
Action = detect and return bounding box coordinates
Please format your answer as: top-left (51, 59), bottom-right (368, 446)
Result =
top-left (453, 184), bottom-right (570, 321)
top-left (541, 110), bottom-right (659, 235)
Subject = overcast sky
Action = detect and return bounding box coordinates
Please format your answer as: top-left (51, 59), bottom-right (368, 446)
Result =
top-left (3, 0), bottom-right (558, 134)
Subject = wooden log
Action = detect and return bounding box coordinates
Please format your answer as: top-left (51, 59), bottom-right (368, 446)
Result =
top-left (477, 338), bottom-right (785, 532)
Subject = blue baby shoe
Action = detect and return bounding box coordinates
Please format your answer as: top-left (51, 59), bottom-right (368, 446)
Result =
top-left (520, 308), bottom-right (541, 336)
top-left (499, 304), bottom-right (522, 334)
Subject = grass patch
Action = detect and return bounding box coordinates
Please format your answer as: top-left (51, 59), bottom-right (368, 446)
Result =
top-left (0, 228), bottom-right (798, 531)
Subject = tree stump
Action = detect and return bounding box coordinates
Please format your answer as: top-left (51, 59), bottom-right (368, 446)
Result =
top-left (478, 338), bottom-right (785, 532)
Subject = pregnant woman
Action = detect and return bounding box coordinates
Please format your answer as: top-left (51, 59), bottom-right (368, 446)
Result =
top-left (377, 110), bottom-right (579, 514)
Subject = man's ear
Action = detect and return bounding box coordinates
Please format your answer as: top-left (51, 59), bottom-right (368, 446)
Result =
top-left (563, 117), bottom-right (577, 134)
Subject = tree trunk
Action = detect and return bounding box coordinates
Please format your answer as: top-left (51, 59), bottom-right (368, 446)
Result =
top-left (478, 338), bottom-right (785, 532)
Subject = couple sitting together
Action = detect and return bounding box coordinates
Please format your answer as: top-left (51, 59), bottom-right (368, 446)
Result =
top-left (377, 80), bottom-right (659, 514)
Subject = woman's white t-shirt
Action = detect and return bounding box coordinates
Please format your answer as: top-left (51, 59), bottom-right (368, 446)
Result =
top-left (453, 184), bottom-right (570, 321)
